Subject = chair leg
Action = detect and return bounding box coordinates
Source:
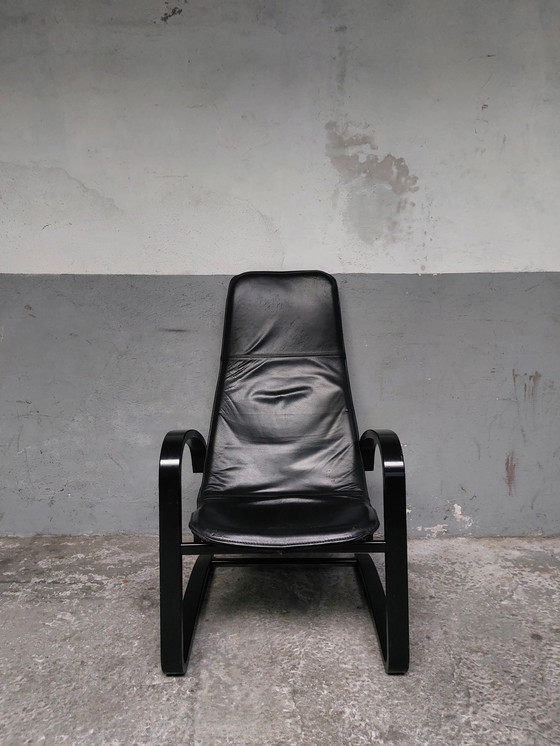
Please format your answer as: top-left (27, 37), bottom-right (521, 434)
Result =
top-left (182, 554), bottom-right (214, 669)
top-left (355, 553), bottom-right (409, 674)
top-left (160, 553), bottom-right (214, 675)
top-left (160, 546), bottom-right (186, 675)
top-left (355, 553), bottom-right (387, 660)
top-left (384, 536), bottom-right (410, 674)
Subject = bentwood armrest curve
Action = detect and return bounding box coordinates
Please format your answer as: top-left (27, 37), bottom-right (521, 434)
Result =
top-left (359, 429), bottom-right (405, 478)
top-left (159, 430), bottom-right (207, 556)
top-left (159, 429), bottom-right (207, 479)
top-left (359, 428), bottom-right (407, 552)
top-left (159, 429), bottom-right (206, 515)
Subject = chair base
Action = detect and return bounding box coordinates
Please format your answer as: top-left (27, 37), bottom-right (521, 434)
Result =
top-left (160, 545), bottom-right (409, 676)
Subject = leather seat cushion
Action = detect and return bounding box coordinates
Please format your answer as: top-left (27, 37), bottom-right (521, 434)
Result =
top-left (189, 494), bottom-right (379, 548)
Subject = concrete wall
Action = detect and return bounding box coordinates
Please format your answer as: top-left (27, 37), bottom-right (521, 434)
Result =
top-left (2, 274), bottom-right (559, 536)
top-left (1, 1), bottom-right (559, 535)
top-left (1, 0), bottom-right (559, 274)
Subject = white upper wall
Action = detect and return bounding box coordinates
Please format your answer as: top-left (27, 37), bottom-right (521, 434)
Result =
top-left (1, 0), bottom-right (559, 274)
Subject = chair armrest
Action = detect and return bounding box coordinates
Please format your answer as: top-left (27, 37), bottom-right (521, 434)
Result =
top-left (160, 429), bottom-right (207, 476)
top-left (359, 429), bottom-right (404, 478)
top-left (359, 429), bottom-right (407, 543)
top-left (159, 430), bottom-right (207, 544)
top-left (359, 430), bottom-right (375, 471)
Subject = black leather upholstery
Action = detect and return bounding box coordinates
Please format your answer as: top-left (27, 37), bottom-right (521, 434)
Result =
top-left (189, 271), bottom-right (379, 547)
top-left (160, 270), bottom-right (409, 676)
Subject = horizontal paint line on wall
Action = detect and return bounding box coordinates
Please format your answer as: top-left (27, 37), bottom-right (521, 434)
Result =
top-left (1, 270), bottom-right (559, 277)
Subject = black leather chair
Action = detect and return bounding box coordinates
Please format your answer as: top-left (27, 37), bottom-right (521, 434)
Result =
top-left (159, 271), bottom-right (409, 675)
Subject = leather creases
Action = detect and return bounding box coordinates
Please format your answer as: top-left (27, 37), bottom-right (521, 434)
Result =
top-left (189, 271), bottom-right (379, 547)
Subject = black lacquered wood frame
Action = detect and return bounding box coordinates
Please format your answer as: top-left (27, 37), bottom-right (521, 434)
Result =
top-left (159, 428), bottom-right (409, 676)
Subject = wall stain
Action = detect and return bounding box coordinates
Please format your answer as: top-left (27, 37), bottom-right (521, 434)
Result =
top-left (335, 27), bottom-right (348, 93)
top-left (325, 121), bottom-right (419, 246)
top-left (513, 369), bottom-right (542, 402)
top-left (505, 451), bottom-right (517, 496)
top-left (511, 370), bottom-right (554, 443)
top-left (160, 1), bottom-right (185, 23)
top-left (326, 121), bottom-right (418, 194)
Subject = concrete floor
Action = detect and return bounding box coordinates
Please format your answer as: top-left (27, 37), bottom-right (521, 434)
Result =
top-left (1, 536), bottom-right (559, 746)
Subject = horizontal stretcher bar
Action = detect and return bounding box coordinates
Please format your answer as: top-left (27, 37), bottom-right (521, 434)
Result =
top-left (179, 540), bottom-right (387, 555)
top-left (208, 556), bottom-right (362, 566)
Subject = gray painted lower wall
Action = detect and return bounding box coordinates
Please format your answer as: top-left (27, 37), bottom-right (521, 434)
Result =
top-left (1, 273), bottom-right (559, 536)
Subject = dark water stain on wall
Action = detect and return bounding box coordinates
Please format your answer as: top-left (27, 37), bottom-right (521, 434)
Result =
top-left (511, 370), bottom-right (555, 444)
top-left (505, 451), bottom-right (517, 496)
top-left (325, 121), bottom-right (419, 245)
top-left (513, 369), bottom-right (542, 403)
top-left (334, 24), bottom-right (348, 94)
top-left (326, 121), bottom-right (418, 194)
top-left (160, 1), bottom-right (186, 24)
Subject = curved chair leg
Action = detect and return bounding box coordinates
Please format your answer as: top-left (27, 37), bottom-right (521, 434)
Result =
top-left (355, 553), bottom-right (409, 674)
top-left (160, 553), bottom-right (214, 675)
top-left (182, 554), bottom-right (214, 669)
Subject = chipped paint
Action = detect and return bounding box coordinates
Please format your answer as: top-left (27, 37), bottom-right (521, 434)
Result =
top-left (417, 524), bottom-right (448, 537)
top-left (452, 504), bottom-right (473, 529)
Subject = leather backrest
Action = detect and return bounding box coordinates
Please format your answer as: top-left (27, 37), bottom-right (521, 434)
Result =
top-left (222, 271), bottom-right (345, 358)
top-left (200, 271), bottom-right (367, 497)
